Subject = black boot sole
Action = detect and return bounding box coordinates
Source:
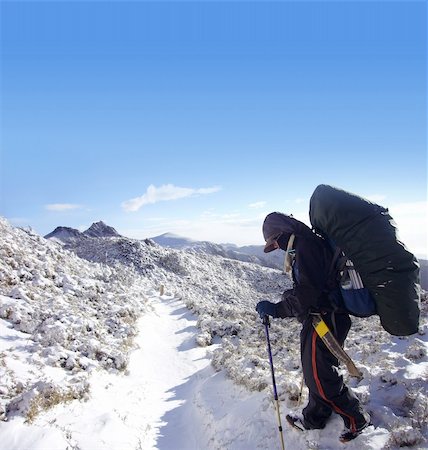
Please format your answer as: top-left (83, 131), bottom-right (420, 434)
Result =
top-left (285, 414), bottom-right (306, 432)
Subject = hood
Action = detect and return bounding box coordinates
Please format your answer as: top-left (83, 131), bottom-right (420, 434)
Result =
top-left (262, 212), bottom-right (314, 243)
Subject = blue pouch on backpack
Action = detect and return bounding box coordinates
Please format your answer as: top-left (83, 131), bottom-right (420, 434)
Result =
top-left (339, 259), bottom-right (377, 317)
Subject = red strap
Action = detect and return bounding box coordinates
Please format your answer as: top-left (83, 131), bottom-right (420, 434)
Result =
top-left (311, 330), bottom-right (357, 432)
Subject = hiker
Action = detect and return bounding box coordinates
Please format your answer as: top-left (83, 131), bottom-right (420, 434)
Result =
top-left (256, 212), bottom-right (370, 442)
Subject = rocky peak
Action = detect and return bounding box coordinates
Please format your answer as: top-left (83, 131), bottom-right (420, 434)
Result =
top-left (83, 221), bottom-right (121, 238)
top-left (44, 226), bottom-right (83, 241)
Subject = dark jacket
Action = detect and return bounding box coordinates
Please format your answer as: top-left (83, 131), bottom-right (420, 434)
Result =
top-left (263, 213), bottom-right (335, 320)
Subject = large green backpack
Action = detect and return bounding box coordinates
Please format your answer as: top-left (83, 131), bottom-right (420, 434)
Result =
top-left (309, 184), bottom-right (420, 336)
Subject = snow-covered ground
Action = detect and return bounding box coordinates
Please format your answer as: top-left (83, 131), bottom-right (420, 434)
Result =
top-left (0, 217), bottom-right (427, 449)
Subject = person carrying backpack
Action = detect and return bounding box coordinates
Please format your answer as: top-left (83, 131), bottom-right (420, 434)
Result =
top-left (256, 212), bottom-right (371, 442)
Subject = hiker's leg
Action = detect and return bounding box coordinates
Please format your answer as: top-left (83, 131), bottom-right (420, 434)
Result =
top-left (302, 391), bottom-right (332, 429)
top-left (301, 315), bottom-right (367, 433)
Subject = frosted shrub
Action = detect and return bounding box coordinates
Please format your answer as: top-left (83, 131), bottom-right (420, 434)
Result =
top-left (159, 252), bottom-right (189, 276)
top-left (409, 390), bottom-right (428, 428)
top-left (196, 331), bottom-right (212, 347)
top-left (405, 339), bottom-right (427, 360)
top-left (281, 378), bottom-right (303, 403)
top-left (380, 371), bottom-right (398, 386)
top-left (388, 426), bottom-right (424, 448)
top-left (7, 380), bottom-right (90, 423)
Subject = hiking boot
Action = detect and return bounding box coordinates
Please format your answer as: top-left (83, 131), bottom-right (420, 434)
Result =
top-left (286, 414), bottom-right (306, 431)
top-left (286, 414), bottom-right (325, 431)
top-left (339, 413), bottom-right (371, 442)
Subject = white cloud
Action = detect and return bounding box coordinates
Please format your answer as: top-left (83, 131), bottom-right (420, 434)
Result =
top-left (121, 184), bottom-right (222, 212)
top-left (45, 204), bottom-right (81, 212)
top-left (248, 201), bottom-right (266, 209)
top-left (389, 201), bottom-right (428, 258)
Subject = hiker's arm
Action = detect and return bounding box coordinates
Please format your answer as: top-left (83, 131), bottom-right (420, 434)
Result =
top-left (276, 289), bottom-right (305, 320)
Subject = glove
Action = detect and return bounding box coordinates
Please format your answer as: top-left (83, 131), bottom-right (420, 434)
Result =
top-left (256, 300), bottom-right (278, 320)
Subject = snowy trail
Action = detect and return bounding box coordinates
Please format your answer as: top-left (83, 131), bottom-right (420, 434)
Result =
top-left (26, 291), bottom-right (217, 450)
top-left (0, 290), bottom-right (396, 450)
top-left (129, 292), bottom-right (216, 449)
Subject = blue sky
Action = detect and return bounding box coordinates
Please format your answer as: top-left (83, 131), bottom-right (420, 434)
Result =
top-left (1, 1), bottom-right (427, 256)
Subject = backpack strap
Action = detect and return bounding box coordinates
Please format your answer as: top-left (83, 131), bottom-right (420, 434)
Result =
top-left (327, 246), bottom-right (344, 280)
top-left (283, 233), bottom-right (296, 274)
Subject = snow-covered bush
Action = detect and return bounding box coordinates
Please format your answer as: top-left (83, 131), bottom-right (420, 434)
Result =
top-left (0, 218), bottom-right (150, 420)
top-left (387, 426), bottom-right (424, 448)
top-left (158, 251), bottom-right (189, 276)
top-left (196, 331), bottom-right (212, 347)
top-left (7, 379), bottom-right (90, 423)
top-left (405, 338), bottom-right (427, 360)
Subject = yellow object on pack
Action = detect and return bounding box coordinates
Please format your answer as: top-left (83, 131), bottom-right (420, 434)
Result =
top-left (315, 319), bottom-right (329, 338)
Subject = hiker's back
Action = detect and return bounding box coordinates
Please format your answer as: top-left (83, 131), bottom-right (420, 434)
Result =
top-left (309, 184), bottom-right (420, 336)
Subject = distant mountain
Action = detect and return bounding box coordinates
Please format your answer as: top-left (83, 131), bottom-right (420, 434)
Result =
top-left (150, 232), bottom-right (284, 271)
top-left (151, 232), bottom-right (251, 261)
top-left (236, 244), bottom-right (285, 270)
top-left (151, 232), bottom-right (198, 249)
top-left (83, 221), bottom-right (121, 238)
top-left (45, 221), bottom-right (121, 241)
top-left (44, 226), bottom-right (84, 241)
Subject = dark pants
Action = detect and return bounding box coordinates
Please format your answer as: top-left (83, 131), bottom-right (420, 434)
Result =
top-left (300, 313), bottom-right (366, 432)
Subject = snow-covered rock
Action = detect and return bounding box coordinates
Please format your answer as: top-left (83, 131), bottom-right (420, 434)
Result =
top-left (83, 221), bottom-right (122, 238)
top-left (44, 226), bottom-right (84, 242)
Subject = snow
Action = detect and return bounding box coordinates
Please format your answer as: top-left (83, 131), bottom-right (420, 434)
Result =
top-left (0, 216), bottom-right (427, 449)
top-left (12, 293), bottom-right (214, 450)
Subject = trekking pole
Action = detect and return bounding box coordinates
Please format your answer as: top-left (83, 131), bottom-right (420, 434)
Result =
top-left (297, 371), bottom-right (304, 407)
top-left (262, 315), bottom-right (286, 450)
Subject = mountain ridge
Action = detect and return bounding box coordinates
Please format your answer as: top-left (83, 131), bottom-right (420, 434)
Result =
top-left (44, 222), bottom-right (428, 289)
top-left (44, 221), bottom-right (122, 241)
